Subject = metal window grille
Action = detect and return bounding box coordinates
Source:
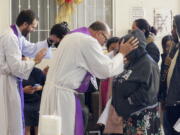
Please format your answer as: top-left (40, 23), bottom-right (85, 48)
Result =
top-left (11, 0), bottom-right (112, 42)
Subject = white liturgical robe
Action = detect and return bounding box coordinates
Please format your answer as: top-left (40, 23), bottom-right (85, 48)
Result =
top-left (0, 25), bottom-right (51, 135)
top-left (39, 32), bottom-right (124, 135)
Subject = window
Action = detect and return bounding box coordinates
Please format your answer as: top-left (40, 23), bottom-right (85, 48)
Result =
top-left (11, 0), bottom-right (112, 42)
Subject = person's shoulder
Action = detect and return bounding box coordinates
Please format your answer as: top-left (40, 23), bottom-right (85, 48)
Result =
top-left (68, 32), bottom-right (98, 45)
top-left (31, 67), bottom-right (44, 77)
top-left (147, 42), bottom-right (158, 49)
top-left (144, 54), bottom-right (159, 70)
top-left (135, 55), bottom-right (157, 76)
top-left (138, 54), bottom-right (149, 64)
top-left (136, 54), bottom-right (153, 69)
top-left (33, 67), bottom-right (43, 74)
top-left (1, 28), bottom-right (17, 39)
top-left (69, 32), bottom-right (94, 40)
top-left (0, 28), bottom-right (18, 44)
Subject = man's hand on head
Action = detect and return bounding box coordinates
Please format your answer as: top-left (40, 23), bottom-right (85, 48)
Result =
top-left (119, 37), bottom-right (139, 56)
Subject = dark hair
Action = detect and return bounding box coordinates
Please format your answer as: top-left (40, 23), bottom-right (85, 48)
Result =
top-left (121, 29), bottom-right (147, 62)
top-left (106, 37), bottom-right (120, 49)
top-left (162, 35), bottom-right (173, 50)
top-left (173, 15), bottom-right (180, 43)
top-left (89, 21), bottom-right (108, 32)
top-left (16, 9), bottom-right (37, 26)
top-left (134, 19), bottom-right (157, 38)
top-left (50, 22), bottom-right (70, 39)
top-left (119, 29), bottom-right (146, 49)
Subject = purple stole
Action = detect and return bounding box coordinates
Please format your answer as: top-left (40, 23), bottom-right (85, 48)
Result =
top-left (70, 27), bottom-right (92, 135)
top-left (10, 25), bottom-right (25, 133)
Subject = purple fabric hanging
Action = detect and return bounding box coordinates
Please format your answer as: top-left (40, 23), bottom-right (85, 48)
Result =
top-left (11, 24), bottom-right (25, 134)
top-left (17, 78), bottom-right (25, 127)
top-left (69, 27), bottom-right (91, 35)
top-left (74, 73), bottom-right (92, 135)
top-left (74, 96), bottom-right (84, 135)
top-left (10, 25), bottom-right (18, 37)
top-left (76, 72), bottom-right (92, 92)
top-left (70, 27), bottom-right (92, 135)
top-left (71, 27), bottom-right (92, 93)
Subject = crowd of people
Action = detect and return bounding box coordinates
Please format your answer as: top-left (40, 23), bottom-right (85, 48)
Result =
top-left (0, 9), bottom-right (180, 135)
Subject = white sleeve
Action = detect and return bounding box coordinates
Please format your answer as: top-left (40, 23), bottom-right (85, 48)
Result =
top-left (0, 43), bottom-right (11, 75)
top-left (79, 39), bottom-right (124, 79)
top-left (106, 51), bottom-right (114, 58)
top-left (21, 37), bottom-right (52, 58)
top-left (3, 35), bottom-right (35, 79)
top-left (0, 58), bottom-right (11, 75)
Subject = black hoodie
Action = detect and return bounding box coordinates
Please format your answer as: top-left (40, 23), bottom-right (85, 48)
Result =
top-left (112, 29), bottom-right (160, 119)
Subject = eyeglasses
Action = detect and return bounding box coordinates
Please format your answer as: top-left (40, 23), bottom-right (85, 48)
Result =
top-left (101, 32), bottom-right (108, 42)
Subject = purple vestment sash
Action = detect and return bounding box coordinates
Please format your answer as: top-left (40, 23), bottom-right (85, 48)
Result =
top-left (70, 27), bottom-right (92, 135)
top-left (11, 24), bottom-right (25, 134)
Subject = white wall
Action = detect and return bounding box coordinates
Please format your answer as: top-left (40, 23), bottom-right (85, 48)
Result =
top-left (0, 0), bottom-right (11, 33)
top-left (113, 0), bottom-right (180, 53)
top-left (1, 0), bottom-right (180, 54)
top-left (113, 0), bottom-right (180, 36)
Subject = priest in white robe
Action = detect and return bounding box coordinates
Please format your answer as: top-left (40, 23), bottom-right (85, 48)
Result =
top-left (0, 9), bottom-right (58, 135)
top-left (39, 21), bottom-right (138, 135)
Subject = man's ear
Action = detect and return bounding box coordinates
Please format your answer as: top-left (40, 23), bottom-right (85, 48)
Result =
top-left (23, 22), bottom-right (29, 27)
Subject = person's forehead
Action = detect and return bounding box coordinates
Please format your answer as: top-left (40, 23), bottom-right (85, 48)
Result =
top-left (110, 42), bottom-right (118, 46)
top-left (32, 19), bottom-right (38, 25)
top-left (132, 21), bottom-right (136, 25)
top-left (166, 40), bottom-right (173, 45)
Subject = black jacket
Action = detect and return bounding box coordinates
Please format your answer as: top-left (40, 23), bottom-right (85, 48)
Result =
top-left (23, 67), bottom-right (46, 103)
top-left (146, 41), bottom-right (160, 63)
top-left (166, 15), bottom-right (180, 106)
top-left (112, 30), bottom-right (160, 119)
top-left (166, 47), bottom-right (180, 106)
top-left (158, 53), bottom-right (168, 102)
